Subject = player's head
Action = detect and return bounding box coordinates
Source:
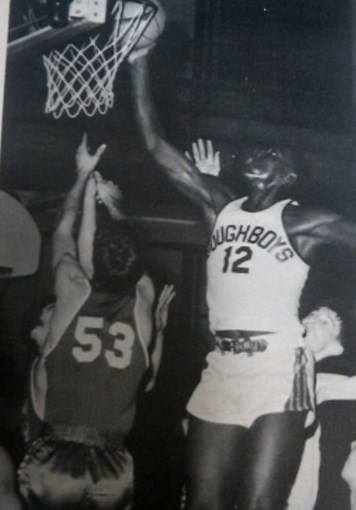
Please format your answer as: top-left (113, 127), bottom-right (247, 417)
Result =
top-left (303, 306), bottom-right (343, 361)
top-left (91, 218), bottom-right (146, 294)
top-left (241, 147), bottom-right (297, 192)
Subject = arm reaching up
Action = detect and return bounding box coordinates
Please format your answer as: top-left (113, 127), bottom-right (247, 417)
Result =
top-left (185, 139), bottom-right (221, 177)
top-left (77, 175), bottom-right (97, 280)
top-left (185, 138), bottom-right (236, 202)
top-left (145, 284), bottom-right (175, 392)
top-left (52, 134), bottom-right (106, 269)
top-left (130, 55), bottom-right (232, 231)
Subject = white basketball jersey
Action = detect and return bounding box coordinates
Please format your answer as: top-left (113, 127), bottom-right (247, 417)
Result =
top-left (206, 197), bottom-right (309, 333)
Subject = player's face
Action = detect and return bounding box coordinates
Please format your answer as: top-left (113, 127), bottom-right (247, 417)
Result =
top-left (242, 151), bottom-right (295, 192)
top-left (31, 304), bottom-right (55, 345)
top-left (303, 307), bottom-right (342, 358)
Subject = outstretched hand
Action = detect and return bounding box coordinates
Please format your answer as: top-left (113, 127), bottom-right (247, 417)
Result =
top-left (76, 133), bottom-right (106, 178)
top-left (94, 171), bottom-right (123, 220)
top-left (185, 139), bottom-right (221, 177)
top-left (128, 43), bottom-right (156, 64)
top-left (155, 284), bottom-right (175, 332)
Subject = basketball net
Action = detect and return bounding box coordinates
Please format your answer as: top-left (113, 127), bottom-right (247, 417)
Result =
top-left (43, 1), bottom-right (156, 118)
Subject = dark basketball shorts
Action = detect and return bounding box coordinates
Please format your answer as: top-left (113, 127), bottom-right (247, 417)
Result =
top-left (18, 423), bottom-right (134, 509)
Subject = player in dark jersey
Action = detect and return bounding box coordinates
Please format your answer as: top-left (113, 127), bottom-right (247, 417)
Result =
top-left (128, 37), bottom-right (356, 510)
top-left (18, 134), bottom-right (175, 510)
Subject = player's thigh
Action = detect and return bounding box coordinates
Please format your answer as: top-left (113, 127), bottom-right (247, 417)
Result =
top-left (240, 411), bottom-right (307, 510)
top-left (185, 416), bottom-right (248, 509)
top-left (89, 449), bottom-right (134, 510)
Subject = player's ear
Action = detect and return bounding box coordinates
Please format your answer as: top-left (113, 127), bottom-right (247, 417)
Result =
top-left (284, 171), bottom-right (297, 185)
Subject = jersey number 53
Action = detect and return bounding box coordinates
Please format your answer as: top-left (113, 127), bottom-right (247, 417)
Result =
top-left (72, 316), bottom-right (135, 369)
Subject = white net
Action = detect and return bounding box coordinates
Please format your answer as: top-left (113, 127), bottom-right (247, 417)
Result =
top-left (43, 1), bottom-right (156, 118)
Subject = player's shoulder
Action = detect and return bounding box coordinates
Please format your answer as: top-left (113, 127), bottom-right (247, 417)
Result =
top-left (284, 202), bottom-right (342, 234)
top-left (136, 272), bottom-right (155, 304)
top-left (55, 252), bottom-right (90, 300)
top-left (216, 195), bottom-right (244, 215)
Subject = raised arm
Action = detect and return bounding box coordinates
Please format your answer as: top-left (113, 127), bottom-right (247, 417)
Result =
top-left (52, 134), bottom-right (106, 269)
top-left (145, 284), bottom-right (175, 392)
top-left (316, 214), bottom-right (356, 250)
top-left (129, 54), bottom-right (230, 230)
top-left (185, 138), bottom-right (237, 202)
top-left (285, 205), bottom-right (356, 263)
top-left (77, 175), bottom-right (96, 279)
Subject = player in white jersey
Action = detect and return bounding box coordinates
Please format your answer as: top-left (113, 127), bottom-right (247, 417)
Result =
top-left (128, 33), bottom-right (356, 510)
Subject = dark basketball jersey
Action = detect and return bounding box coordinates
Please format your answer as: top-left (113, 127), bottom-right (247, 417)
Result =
top-left (44, 285), bottom-right (150, 435)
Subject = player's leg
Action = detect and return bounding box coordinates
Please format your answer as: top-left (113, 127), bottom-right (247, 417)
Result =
top-left (18, 438), bottom-right (88, 509)
top-left (0, 446), bottom-right (22, 510)
top-left (87, 446), bottom-right (134, 510)
top-left (239, 411), bottom-right (307, 510)
top-left (185, 416), bottom-right (249, 510)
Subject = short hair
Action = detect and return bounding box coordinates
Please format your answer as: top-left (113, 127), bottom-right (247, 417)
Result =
top-left (243, 147), bottom-right (297, 174)
top-left (92, 218), bottom-right (146, 294)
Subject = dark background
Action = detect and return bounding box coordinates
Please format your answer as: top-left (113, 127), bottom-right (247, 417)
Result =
top-left (2, 0), bottom-right (355, 210)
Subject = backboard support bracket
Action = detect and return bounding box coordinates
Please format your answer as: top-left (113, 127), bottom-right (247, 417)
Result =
top-left (7, 19), bottom-right (100, 60)
top-left (69, 0), bottom-right (108, 24)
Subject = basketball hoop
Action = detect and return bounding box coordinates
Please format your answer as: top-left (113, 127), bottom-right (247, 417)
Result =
top-left (43, 1), bottom-right (157, 118)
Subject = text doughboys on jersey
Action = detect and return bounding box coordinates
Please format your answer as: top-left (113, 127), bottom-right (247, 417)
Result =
top-left (208, 223), bottom-right (295, 263)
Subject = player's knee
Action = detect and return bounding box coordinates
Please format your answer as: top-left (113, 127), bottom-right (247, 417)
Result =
top-left (242, 491), bottom-right (286, 510)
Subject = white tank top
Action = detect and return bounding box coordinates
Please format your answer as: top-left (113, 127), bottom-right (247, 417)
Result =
top-left (206, 197), bottom-right (309, 333)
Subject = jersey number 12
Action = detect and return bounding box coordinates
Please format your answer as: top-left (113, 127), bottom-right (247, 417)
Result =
top-left (222, 246), bottom-right (253, 273)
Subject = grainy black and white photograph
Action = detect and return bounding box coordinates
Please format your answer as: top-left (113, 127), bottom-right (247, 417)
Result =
top-left (1, 1), bottom-right (356, 509)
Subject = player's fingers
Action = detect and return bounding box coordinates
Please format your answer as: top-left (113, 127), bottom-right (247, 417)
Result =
top-left (159, 284), bottom-right (171, 304)
top-left (165, 284), bottom-right (175, 297)
top-left (162, 286), bottom-right (176, 308)
top-left (184, 151), bottom-right (193, 162)
top-left (192, 142), bottom-right (200, 163)
top-left (214, 151), bottom-right (221, 172)
top-left (207, 140), bottom-right (214, 162)
top-left (77, 133), bottom-right (87, 153)
top-left (166, 290), bottom-right (176, 306)
top-left (82, 133), bottom-right (89, 149)
top-left (95, 144), bottom-right (107, 159)
top-left (158, 284), bottom-right (174, 308)
top-left (128, 43), bottom-right (156, 64)
top-left (94, 171), bottom-right (103, 183)
top-left (198, 139), bottom-right (206, 160)
top-left (156, 286), bottom-right (168, 309)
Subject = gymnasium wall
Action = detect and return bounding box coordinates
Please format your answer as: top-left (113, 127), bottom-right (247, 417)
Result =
top-left (1, 0), bottom-right (355, 217)
top-left (1, 5), bottom-right (356, 508)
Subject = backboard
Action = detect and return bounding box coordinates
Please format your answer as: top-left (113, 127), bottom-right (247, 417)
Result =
top-left (6, 0), bottom-right (106, 60)
top-left (0, 0), bottom-right (10, 160)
